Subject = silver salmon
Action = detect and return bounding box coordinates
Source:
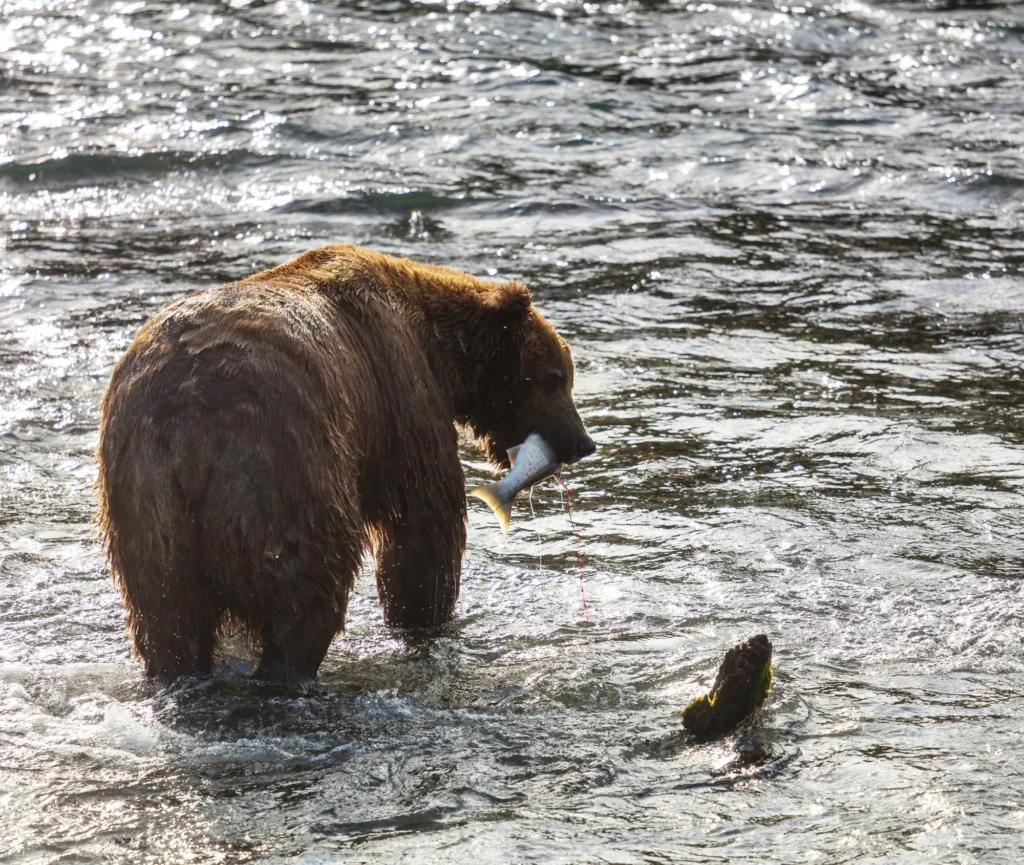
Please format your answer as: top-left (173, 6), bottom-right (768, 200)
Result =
top-left (469, 433), bottom-right (561, 533)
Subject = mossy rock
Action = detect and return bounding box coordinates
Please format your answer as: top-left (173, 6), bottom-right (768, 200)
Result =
top-left (682, 634), bottom-right (773, 738)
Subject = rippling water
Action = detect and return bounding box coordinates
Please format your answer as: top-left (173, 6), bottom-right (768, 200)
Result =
top-left (2, 1), bottom-right (1024, 861)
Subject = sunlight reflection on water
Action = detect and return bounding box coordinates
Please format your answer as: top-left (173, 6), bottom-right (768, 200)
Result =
top-left (1, 0), bottom-right (1024, 862)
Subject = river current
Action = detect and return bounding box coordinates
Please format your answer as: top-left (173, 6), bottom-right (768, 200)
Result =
top-left (2, 1), bottom-right (1023, 862)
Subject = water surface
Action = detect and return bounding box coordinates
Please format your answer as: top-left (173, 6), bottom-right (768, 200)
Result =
top-left (2, 1), bottom-right (1024, 862)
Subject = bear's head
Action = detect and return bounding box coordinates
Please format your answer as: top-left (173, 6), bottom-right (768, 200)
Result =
top-left (462, 282), bottom-right (595, 469)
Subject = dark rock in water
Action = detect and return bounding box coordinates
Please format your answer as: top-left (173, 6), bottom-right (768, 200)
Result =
top-left (682, 634), bottom-right (773, 739)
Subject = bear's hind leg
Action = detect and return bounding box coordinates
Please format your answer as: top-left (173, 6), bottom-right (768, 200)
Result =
top-left (103, 486), bottom-right (222, 679)
top-left (254, 602), bottom-right (346, 685)
top-left (132, 591), bottom-right (221, 679)
top-left (115, 553), bottom-right (222, 680)
top-left (251, 533), bottom-right (359, 685)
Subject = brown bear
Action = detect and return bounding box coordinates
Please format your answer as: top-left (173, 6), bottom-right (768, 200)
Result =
top-left (96, 244), bottom-right (594, 683)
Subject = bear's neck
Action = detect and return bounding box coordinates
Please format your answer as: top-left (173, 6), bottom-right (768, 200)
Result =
top-left (304, 245), bottom-right (521, 417)
top-left (397, 283), bottom-right (520, 421)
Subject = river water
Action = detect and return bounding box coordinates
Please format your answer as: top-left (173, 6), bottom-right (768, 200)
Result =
top-left (2, 1), bottom-right (1023, 862)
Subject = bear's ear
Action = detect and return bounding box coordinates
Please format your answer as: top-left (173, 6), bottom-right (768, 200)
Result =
top-left (484, 281), bottom-right (532, 327)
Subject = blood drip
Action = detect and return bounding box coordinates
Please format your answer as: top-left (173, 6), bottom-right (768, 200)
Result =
top-left (528, 485), bottom-right (541, 569)
top-left (554, 475), bottom-right (588, 615)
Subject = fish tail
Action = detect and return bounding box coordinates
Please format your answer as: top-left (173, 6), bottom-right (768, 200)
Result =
top-left (469, 483), bottom-right (512, 534)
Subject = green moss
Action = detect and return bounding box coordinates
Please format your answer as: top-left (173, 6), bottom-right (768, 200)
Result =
top-left (754, 660), bottom-right (773, 710)
top-left (680, 692), bottom-right (716, 735)
top-left (680, 634), bottom-right (774, 739)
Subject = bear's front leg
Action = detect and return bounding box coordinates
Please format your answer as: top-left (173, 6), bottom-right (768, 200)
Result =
top-left (374, 486), bottom-right (466, 630)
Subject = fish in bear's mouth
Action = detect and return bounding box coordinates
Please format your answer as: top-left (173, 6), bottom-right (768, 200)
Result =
top-left (469, 432), bottom-right (560, 534)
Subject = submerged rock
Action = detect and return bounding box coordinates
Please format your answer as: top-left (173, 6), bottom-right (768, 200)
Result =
top-left (682, 634), bottom-right (773, 738)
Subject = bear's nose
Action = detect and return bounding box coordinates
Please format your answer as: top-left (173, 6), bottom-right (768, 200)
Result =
top-left (576, 435), bottom-right (596, 460)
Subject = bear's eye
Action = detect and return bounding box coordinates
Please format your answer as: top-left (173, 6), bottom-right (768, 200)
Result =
top-left (546, 369), bottom-right (567, 388)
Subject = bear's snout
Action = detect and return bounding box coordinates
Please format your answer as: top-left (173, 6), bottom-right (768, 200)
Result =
top-left (533, 402), bottom-right (594, 466)
top-left (575, 434), bottom-right (596, 461)
top-left (561, 432), bottom-right (595, 464)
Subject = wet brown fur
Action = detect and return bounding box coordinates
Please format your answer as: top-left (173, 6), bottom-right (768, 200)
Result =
top-left (96, 244), bottom-right (590, 682)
